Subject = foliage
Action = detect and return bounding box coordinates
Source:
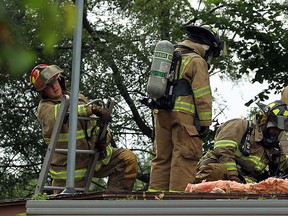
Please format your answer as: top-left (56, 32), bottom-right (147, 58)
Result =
top-left (0, 0), bottom-right (287, 199)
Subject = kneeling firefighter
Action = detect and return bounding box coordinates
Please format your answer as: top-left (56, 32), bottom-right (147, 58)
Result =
top-left (195, 100), bottom-right (288, 183)
top-left (30, 64), bottom-right (138, 193)
top-left (147, 24), bottom-right (224, 192)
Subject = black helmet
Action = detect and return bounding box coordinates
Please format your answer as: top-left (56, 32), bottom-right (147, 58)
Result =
top-left (257, 100), bottom-right (288, 130)
top-left (183, 24), bottom-right (224, 57)
top-left (257, 100), bottom-right (288, 147)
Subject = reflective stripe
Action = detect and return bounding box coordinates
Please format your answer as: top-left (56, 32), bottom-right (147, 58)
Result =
top-left (178, 57), bottom-right (190, 79)
top-left (169, 190), bottom-right (183, 193)
top-left (78, 104), bottom-right (87, 116)
top-left (224, 162), bottom-right (237, 171)
top-left (214, 140), bottom-right (238, 150)
top-left (95, 145), bottom-right (113, 171)
top-left (147, 188), bottom-right (169, 192)
top-left (194, 85), bottom-right (211, 98)
top-left (49, 146), bottom-right (113, 180)
top-left (44, 126), bottom-right (99, 145)
top-left (49, 168), bottom-right (87, 180)
top-left (244, 176), bottom-right (256, 183)
top-left (272, 109), bottom-right (280, 115)
top-left (54, 104), bottom-right (60, 119)
top-left (235, 150), bottom-right (266, 172)
top-left (198, 111), bottom-right (212, 121)
top-left (279, 155), bottom-right (288, 172)
top-left (173, 97), bottom-right (195, 113)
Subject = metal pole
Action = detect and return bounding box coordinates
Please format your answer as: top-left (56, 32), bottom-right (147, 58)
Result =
top-left (61, 0), bottom-right (84, 194)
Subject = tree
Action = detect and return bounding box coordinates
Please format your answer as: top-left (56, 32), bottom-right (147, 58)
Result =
top-left (0, 0), bottom-right (287, 199)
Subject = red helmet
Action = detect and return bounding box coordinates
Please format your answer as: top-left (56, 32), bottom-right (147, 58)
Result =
top-left (30, 64), bottom-right (63, 91)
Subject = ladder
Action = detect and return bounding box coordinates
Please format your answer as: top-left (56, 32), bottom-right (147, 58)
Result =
top-left (34, 95), bottom-right (115, 195)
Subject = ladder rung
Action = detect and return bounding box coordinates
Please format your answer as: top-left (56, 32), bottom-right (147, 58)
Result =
top-left (78, 116), bottom-right (99, 120)
top-left (55, 149), bottom-right (96, 154)
top-left (44, 186), bottom-right (85, 192)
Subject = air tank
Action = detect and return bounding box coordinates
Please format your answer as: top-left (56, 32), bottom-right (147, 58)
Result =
top-left (147, 40), bottom-right (174, 99)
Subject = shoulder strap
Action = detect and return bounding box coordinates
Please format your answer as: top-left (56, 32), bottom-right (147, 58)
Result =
top-left (240, 120), bottom-right (254, 156)
top-left (174, 44), bottom-right (199, 55)
top-left (170, 45), bottom-right (199, 81)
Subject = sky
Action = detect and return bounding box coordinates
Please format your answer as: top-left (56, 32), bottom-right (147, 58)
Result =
top-left (210, 74), bottom-right (280, 123)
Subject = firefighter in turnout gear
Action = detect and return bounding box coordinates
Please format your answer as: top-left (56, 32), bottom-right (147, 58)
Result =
top-left (148, 24), bottom-right (224, 192)
top-left (194, 100), bottom-right (288, 183)
top-left (30, 64), bottom-right (138, 193)
top-left (281, 86), bottom-right (288, 104)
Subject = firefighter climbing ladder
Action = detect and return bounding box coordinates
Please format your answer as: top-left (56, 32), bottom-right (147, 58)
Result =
top-left (34, 95), bottom-right (115, 195)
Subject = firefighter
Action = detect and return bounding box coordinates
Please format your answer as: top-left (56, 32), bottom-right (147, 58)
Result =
top-left (148, 24), bottom-right (224, 192)
top-left (30, 64), bottom-right (138, 193)
top-left (194, 100), bottom-right (288, 183)
top-left (281, 86), bottom-right (288, 104)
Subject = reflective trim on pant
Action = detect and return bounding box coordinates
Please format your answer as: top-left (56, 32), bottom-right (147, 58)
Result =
top-left (49, 168), bottom-right (87, 180)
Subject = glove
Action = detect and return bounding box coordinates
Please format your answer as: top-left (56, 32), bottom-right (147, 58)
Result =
top-left (229, 175), bottom-right (241, 183)
top-left (199, 126), bottom-right (210, 138)
top-left (96, 131), bottom-right (108, 151)
top-left (92, 105), bottom-right (110, 124)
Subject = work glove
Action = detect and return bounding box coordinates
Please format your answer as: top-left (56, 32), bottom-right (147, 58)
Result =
top-left (96, 132), bottom-right (108, 151)
top-left (92, 105), bottom-right (110, 124)
top-left (229, 175), bottom-right (241, 183)
top-left (199, 126), bottom-right (210, 138)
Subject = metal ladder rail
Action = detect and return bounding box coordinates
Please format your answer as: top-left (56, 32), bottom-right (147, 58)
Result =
top-left (82, 97), bottom-right (115, 192)
top-left (34, 96), bottom-right (70, 195)
top-left (34, 97), bottom-right (100, 194)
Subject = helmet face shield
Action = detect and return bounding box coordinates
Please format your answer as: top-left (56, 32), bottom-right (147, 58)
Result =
top-left (274, 115), bottom-right (288, 130)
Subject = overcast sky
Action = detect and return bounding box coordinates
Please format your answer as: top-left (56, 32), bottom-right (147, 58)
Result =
top-left (210, 75), bottom-right (280, 123)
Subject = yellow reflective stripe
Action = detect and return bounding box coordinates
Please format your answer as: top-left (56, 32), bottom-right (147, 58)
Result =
top-left (235, 150), bottom-right (266, 172)
top-left (44, 127), bottom-right (99, 144)
top-left (214, 140), bottom-right (238, 150)
top-left (286, 131), bottom-right (288, 140)
top-left (273, 109), bottom-right (280, 115)
top-left (44, 137), bottom-right (49, 145)
top-left (49, 168), bottom-right (87, 180)
top-left (279, 155), bottom-right (288, 172)
top-left (102, 145), bottom-right (113, 165)
top-left (178, 57), bottom-right (190, 79)
top-left (173, 97), bottom-right (195, 113)
top-left (202, 150), bottom-right (214, 159)
top-left (244, 176), bottom-right (256, 183)
top-left (224, 162), bottom-right (237, 171)
top-left (269, 103), bottom-right (275, 108)
top-left (194, 86), bottom-right (211, 99)
top-left (95, 145), bottom-right (113, 171)
top-left (169, 190), bottom-right (183, 193)
top-left (54, 104), bottom-right (60, 119)
top-left (147, 188), bottom-right (169, 192)
top-left (198, 111), bottom-right (212, 121)
top-left (78, 105), bottom-right (88, 116)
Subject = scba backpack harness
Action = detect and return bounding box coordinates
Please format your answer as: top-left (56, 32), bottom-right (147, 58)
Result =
top-left (146, 40), bottom-right (200, 110)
